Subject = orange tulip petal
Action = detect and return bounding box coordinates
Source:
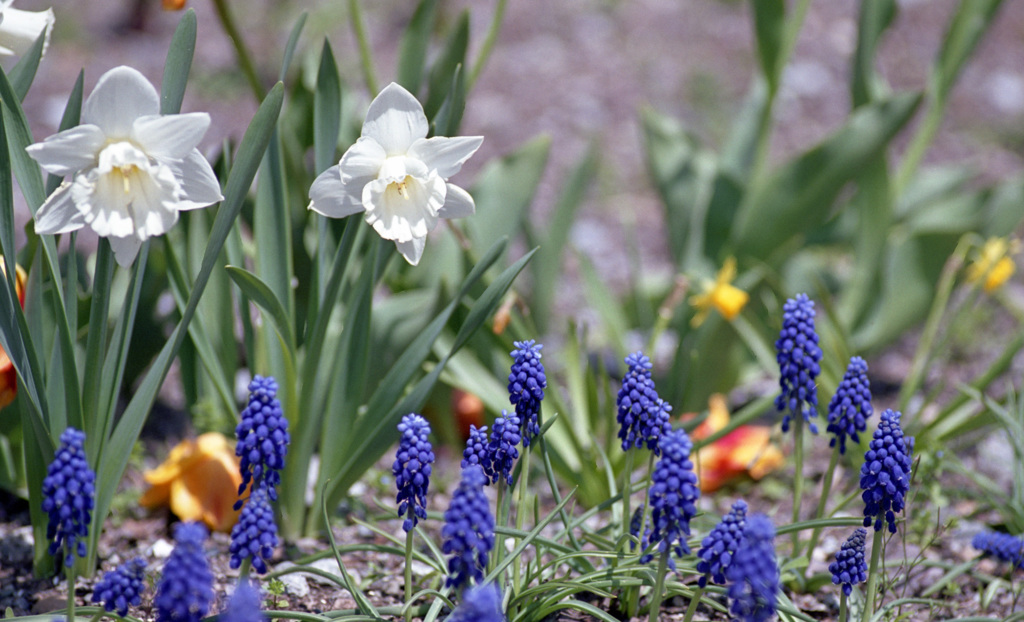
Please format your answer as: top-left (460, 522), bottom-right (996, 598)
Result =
top-left (170, 453), bottom-right (242, 532)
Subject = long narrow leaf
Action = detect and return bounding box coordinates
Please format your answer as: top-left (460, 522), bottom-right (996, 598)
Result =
top-left (160, 9), bottom-right (196, 115)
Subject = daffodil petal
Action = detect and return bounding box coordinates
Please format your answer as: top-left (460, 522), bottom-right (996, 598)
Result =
top-left (338, 136), bottom-right (386, 184)
top-left (361, 82), bottom-right (428, 155)
top-left (82, 66), bottom-right (160, 138)
top-left (363, 173), bottom-right (443, 242)
top-left (437, 183), bottom-right (475, 219)
top-left (33, 182), bottom-right (86, 235)
top-left (25, 124), bottom-right (105, 176)
top-left (108, 235), bottom-right (144, 267)
top-left (173, 150), bottom-right (224, 210)
top-left (395, 236), bottom-right (426, 266)
top-left (0, 6), bottom-right (54, 58)
top-left (309, 164), bottom-right (364, 219)
top-left (131, 113), bottom-right (211, 161)
top-left (407, 135), bottom-right (483, 179)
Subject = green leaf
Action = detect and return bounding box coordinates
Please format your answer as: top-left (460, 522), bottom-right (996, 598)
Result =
top-left (423, 10), bottom-right (469, 120)
top-left (226, 266), bottom-right (295, 351)
top-left (933, 0), bottom-right (1004, 100)
top-left (313, 39), bottom-right (342, 175)
top-left (279, 13), bottom-right (308, 83)
top-left (451, 247), bottom-right (537, 352)
top-left (733, 92), bottom-right (921, 259)
top-left (9, 30), bottom-right (46, 101)
top-left (396, 0), bottom-right (438, 95)
top-left (466, 136), bottom-right (550, 251)
top-left (431, 64), bottom-right (465, 137)
top-left (46, 71), bottom-right (84, 195)
top-left (161, 9), bottom-right (196, 115)
top-left (851, 0), bottom-right (896, 107)
top-left (750, 0), bottom-right (786, 93)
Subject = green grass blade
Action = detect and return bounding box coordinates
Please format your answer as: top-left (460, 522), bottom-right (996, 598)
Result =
top-left (160, 9), bottom-right (196, 115)
top-left (314, 39), bottom-right (342, 175)
top-left (226, 265), bottom-right (296, 351)
top-left (280, 12), bottom-right (308, 83)
top-left (423, 10), bottom-right (468, 120)
top-left (8, 30), bottom-right (45, 102)
top-left (396, 0), bottom-right (437, 95)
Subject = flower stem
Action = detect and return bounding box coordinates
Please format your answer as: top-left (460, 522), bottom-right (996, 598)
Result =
top-left (621, 449), bottom-right (635, 542)
top-left (839, 590), bottom-right (849, 622)
top-left (803, 444), bottom-right (841, 578)
top-left (862, 528), bottom-right (885, 622)
top-left (210, 0), bottom-right (264, 101)
top-left (468, 0), bottom-right (508, 89)
top-left (791, 415), bottom-right (805, 557)
top-left (238, 557), bottom-right (252, 584)
top-left (66, 563), bottom-right (77, 622)
top-left (403, 528), bottom-right (414, 622)
top-left (348, 0), bottom-right (379, 95)
top-left (513, 448), bottom-right (532, 596)
top-left (681, 585), bottom-right (704, 622)
top-left (647, 548), bottom-right (671, 622)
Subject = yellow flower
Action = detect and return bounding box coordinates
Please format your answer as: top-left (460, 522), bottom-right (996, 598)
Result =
top-left (0, 258), bottom-right (26, 410)
top-left (162, 0), bottom-right (187, 10)
top-left (688, 394), bottom-right (784, 493)
top-left (140, 432), bottom-right (243, 532)
top-left (967, 237), bottom-right (1018, 293)
top-left (689, 257), bottom-right (749, 327)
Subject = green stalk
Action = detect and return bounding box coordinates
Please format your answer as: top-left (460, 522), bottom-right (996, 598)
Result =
top-left (348, 0), bottom-right (379, 95)
top-left (862, 528), bottom-right (885, 622)
top-left (490, 480), bottom-right (509, 576)
top-left (647, 548), bottom-right (671, 622)
top-left (681, 585), bottom-right (704, 622)
top-left (839, 590), bottom-right (849, 622)
top-left (803, 444), bottom-right (841, 578)
top-left (238, 557), bottom-right (252, 583)
top-left (66, 563), bottom-right (76, 622)
top-left (791, 415), bottom-right (805, 557)
top-left (621, 449), bottom-right (635, 542)
top-left (210, 0), bottom-right (264, 101)
top-left (467, 0), bottom-right (508, 89)
top-left (403, 528), bottom-right (414, 622)
top-left (512, 448), bottom-right (532, 596)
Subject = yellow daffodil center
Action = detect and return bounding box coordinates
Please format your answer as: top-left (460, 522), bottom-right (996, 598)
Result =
top-left (117, 163), bottom-right (142, 194)
top-left (388, 176), bottom-right (412, 200)
top-left (967, 237), bottom-right (1019, 293)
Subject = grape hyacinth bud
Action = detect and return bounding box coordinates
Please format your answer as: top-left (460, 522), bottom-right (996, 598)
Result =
top-left (826, 357), bottom-right (873, 454)
top-left (972, 530), bottom-right (1024, 569)
top-left (442, 465), bottom-right (495, 592)
top-left (616, 352), bottom-right (671, 455)
top-left (155, 522), bottom-right (214, 622)
top-left (628, 506), bottom-right (650, 552)
top-left (508, 340), bottom-right (546, 447)
top-left (830, 528), bottom-right (868, 595)
top-left (726, 514), bottom-right (779, 622)
top-left (229, 484), bottom-right (278, 574)
top-left (696, 499), bottom-right (748, 587)
top-left (394, 414), bottom-right (435, 532)
top-left (42, 427), bottom-right (95, 565)
top-left (487, 410), bottom-right (521, 486)
top-left (774, 294), bottom-right (822, 434)
top-left (221, 580), bottom-right (266, 622)
top-left (642, 429), bottom-right (701, 565)
top-left (461, 424), bottom-right (491, 476)
top-left (235, 375), bottom-right (290, 506)
top-left (92, 557), bottom-right (147, 617)
top-left (447, 582), bottom-right (504, 622)
top-left (860, 409), bottom-right (913, 533)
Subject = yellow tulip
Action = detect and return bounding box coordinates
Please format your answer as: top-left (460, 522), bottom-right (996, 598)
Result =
top-left (689, 257), bottom-right (750, 327)
top-left (140, 432), bottom-right (243, 532)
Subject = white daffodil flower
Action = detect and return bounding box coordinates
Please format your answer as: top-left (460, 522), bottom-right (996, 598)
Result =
top-left (0, 0), bottom-right (55, 58)
top-left (26, 66), bottom-right (223, 266)
top-left (308, 82), bottom-right (483, 265)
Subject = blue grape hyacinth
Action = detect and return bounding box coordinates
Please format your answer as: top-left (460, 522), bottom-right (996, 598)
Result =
top-left (826, 357), bottom-right (873, 454)
top-left (42, 427), bottom-right (95, 565)
top-left (508, 340), bottom-right (546, 447)
top-left (973, 530), bottom-right (1024, 569)
top-left (235, 375), bottom-right (290, 506)
top-left (487, 410), bottom-right (521, 486)
top-left (642, 429), bottom-right (701, 565)
top-left (442, 465), bottom-right (495, 592)
top-left (696, 499), bottom-right (748, 587)
top-left (628, 506), bottom-right (650, 552)
top-left (155, 522), bottom-right (214, 622)
top-left (461, 424), bottom-right (491, 475)
top-left (774, 294), bottom-right (823, 434)
top-left (394, 414), bottom-right (435, 532)
top-left (447, 582), bottom-right (504, 622)
top-left (229, 484), bottom-right (278, 574)
top-left (726, 514), bottom-right (779, 622)
top-left (830, 528), bottom-right (868, 595)
top-left (221, 580), bottom-right (266, 622)
top-left (860, 409), bottom-right (914, 533)
top-left (92, 557), bottom-right (147, 617)
top-left (616, 352), bottom-right (672, 455)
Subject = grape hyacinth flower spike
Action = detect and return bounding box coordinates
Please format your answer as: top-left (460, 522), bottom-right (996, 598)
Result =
top-left (972, 530), bottom-right (1024, 569)
top-left (42, 427), bottom-right (95, 566)
top-left (442, 465), bottom-right (495, 592)
top-left (155, 522), bottom-right (214, 622)
top-left (486, 410), bottom-right (521, 486)
top-left (229, 484), bottom-right (279, 574)
top-left (508, 340), bottom-right (546, 447)
top-left (235, 375), bottom-right (290, 507)
top-left (461, 424), bottom-right (491, 478)
top-left (830, 528), bottom-right (868, 595)
top-left (447, 582), bottom-right (505, 622)
top-left (774, 293), bottom-right (822, 434)
top-left (92, 557), bottom-right (147, 617)
top-left (860, 409), bottom-right (913, 534)
top-left (643, 429), bottom-right (701, 566)
top-left (221, 580), bottom-right (266, 622)
top-left (394, 414), bottom-right (435, 532)
top-left (616, 351), bottom-right (671, 454)
top-left (826, 357), bottom-right (873, 454)
top-left (696, 499), bottom-right (748, 587)
top-left (726, 514), bottom-right (779, 622)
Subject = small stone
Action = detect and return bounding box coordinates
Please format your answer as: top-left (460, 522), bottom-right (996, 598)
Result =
top-left (149, 538), bottom-right (174, 558)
